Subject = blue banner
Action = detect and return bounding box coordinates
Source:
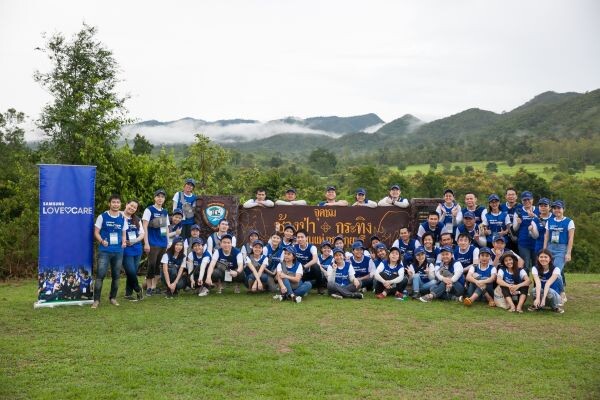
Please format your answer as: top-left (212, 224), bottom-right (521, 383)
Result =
top-left (37, 165), bottom-right (96, 306)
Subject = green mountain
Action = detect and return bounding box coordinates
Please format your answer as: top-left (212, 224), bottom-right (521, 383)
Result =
top-left (376, 114), bottom-right (422, 136)
top-left (304, 113), bottom-right (384, 133)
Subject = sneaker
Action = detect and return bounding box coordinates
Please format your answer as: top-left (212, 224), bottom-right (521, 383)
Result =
top-left (136, 291), bottom-right (144, 301)
top-left (124, 295), bottom-right (136, 301)
top-left (353, 292), bottom-right (364, 299)
top-left (109, 298), bottom-right (120, 306)
top-left (527, 305), bottom-right (540, 312)
top-left (234, 285), bottom-right (240, 294)
top-left (553, 307), bottom-right (565, 314)
top-left (561, 293), bottom-right (568, 304)
top-left (198, 287), bottom-right (209, 297)
top-left (330, 293), bottom-right (343, 300)
top-left (419, 294), bottom-right (433, 303)
top-left (91, 301), bottom-right (99, 309)
top-left (360, 287), bottom-right (367, 293)
top-left (375, 292), bottom-right (386, 299)
top-left (154, 287), bottom-right (162, 295)
top-left (294, 296), bottom-right (302, 304)
top-left (272, 294), bottom-right (283, 301)
top-left (146, 288), bottom-right (153, 297)
top-left (217, 286), bottom-right (223, 294)
top-left (165, 293), bottom-right (173, 299)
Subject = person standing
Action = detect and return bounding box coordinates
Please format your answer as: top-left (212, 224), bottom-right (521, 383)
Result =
top-left (512, 191), bottom-right (537, 272)
top-left (92, 194), bottom-right (127, 308)
top-left (122, 199), bottom-right (145, 301)
top-left (543, 200), bottom-right (574, 304)
top-left (275, 188), bottom-right (307, 206)
top-left (172, 178), bottom-right (197, 239)
top-left (436, 189), bottom-right (463, 235)
top-left (500, 187), bottom-right (521, 252)
top-left (351, 188), bottom-right (377, 208)
top-left (318, 186), bottom-right (349, 206)
top-left (242, 188), bottom-right (275, 208)
top-left (142, 189), bottom-right (169, 296)
top-left (462, 192), bottom-right (485, 224)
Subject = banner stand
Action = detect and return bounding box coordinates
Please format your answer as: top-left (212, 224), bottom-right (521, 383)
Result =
top-left (34, 300), bottom-right (93, 309)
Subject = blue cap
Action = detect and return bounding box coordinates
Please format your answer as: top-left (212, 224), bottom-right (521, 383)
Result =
top-left (172, 208), bottom-right (183, 216)
top-left (334, 235), bottom-right (344, 242)
top-left (283, 224), bottom-right (296, 232)
top-left (414, 246), bottom-right (426, 255)
top-left (356, 188), bottom-right (366, 195)
top-left (248, 229), bottom-right (259, 237)
top-left (285, 188), bottom-right (296, 193)
top-left (389, 246), bottom-right (401, 254)
top-left (351, 241), bottom-right (365, 249)
top-left (390, 184), bottom-right (400, 190)
top-left (440, 245), bottom-right (453, 253)
top-left (488, 194), bottom-right (500, 202)
top-left (370, 235), bottom-right (380, 242)
top-left (444, 189), bottom-right (454, 195)
top-left (538, 197), bottom-right (550, 205)
top-left (326, 185), bottom-right (336, 191)
top-left (332, 248), bottom-right (344, 255)
top-left (492, 234), bottom-right (507, 243)
top-left (172, 236), bottom-right (184, 245)
top-left (375, 243), bottom-right (387, 250)
top-left (221, 234), bottom-right (233, 241)
top-left (552, 200), bottom-right (565, 208)
top-left (521, 191), bottom-right (533, 200)
top-left (252, 240), bottom-right (264, 247)
top-left (283, 245), bottom-right (296, 255)
top-left (479, 246), bottom-right (492, 255)
top-left (185, 178), bottom-right (196, 187)
top-left (320, 240), bottom-right (332, 248)
top-left (154, 189), bottom-right (166, 197)
top-left (191, 224), bottom-right (201, 231)
top-left (463, 211), bottom-right (475, 219)
top-left (190, 238), bottom-right (204, 247)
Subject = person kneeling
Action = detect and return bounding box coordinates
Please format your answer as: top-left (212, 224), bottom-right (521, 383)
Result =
top-left (326, 248), bottom-right (363, 299)
top-left (463, 247), bottom-right (497, 307)
top-left (274, 246), bottom-right (312, 303)
top-left (373, 247), bottom-right (407, 299)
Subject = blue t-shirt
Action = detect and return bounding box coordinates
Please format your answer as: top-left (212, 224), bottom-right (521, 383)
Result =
top-left (333, 262), bottom-right (352, 286)
top-left (124, 216), bottom-right (143, 257)
top-left (176, 192), bottom-right (197, 225)
top-left (546, 216), bottom-right (573, 245)
top-left (350, 255), bottom-right (371, 278)
top-left (245, 254), bottom-right (267, 278)
top-left (454, 245), bottom-right (477, 270)
top-left (516, 207), bottom-right (537, 249)
top-left (397, 239), bottom-right (419, 264)
top-left (265, 244), bottom-right (283, 272)
top-left (381, 260), bottom-right (403, 276)
top-left (215, 247), bottom-right (241, 270)
top-left (146, 205), bottom-right (168, 248)
top-left (294, 243), bottom-right (316, 266)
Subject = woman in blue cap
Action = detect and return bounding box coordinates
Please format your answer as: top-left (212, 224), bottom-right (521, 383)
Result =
top-left (543, 200), bottom-right (574, 304)
top-left (419, 246), bottom-right (464, 302)
top-left (530, 198), bottom-right (552, 255)
top-left (274, 246), bottom-right (312, 303)
top-left (318, 240), bottom-right (334, 278)
top-left (481, 194), bottom-right (511, 247)
top-left (462, 247), bottom-right (497, 307)
top-left (496, 251), bottom-right (530, 312)
top-left (512, 191), bottom-right (537, 272)
top-left (244, 240), bottom-right (269, 293)
top-left (352, 188), bottom-right (377, 208)
top-left (241, 229), bottom-right (260, 260)
top-left (160, 236), bottom-right (188, 298)
top-left (263, 232), bottom-right (284, 292)
top-left (373, 247), bottom-right (407, 299)
top-left (410, 246), bottom-right (436, 299)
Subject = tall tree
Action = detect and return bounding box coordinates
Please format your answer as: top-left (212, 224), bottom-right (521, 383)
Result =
top-left (132, 133), bottom-right (154, 155)
top-left (34, 24), bottom-right (130, 169)
top-left (34, 24), bottom-right (132, 205)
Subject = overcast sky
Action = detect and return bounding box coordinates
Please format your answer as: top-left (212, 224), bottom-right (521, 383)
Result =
top-left (1, 0), bottom-right (599, 127)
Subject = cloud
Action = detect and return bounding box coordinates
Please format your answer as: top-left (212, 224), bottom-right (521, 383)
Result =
top-left (121, 119), bottom-right (342, 144)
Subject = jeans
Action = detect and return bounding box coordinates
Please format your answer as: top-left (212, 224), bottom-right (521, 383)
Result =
top-left (531, 287), bottom-right (561, 309)
top-left (466, 281), bottom-right (494, 299)
top-left (282, 279), bottom-right (312, 297)
top-left (94, 251), bottom-right (123, 301)
top-left (547, 243), bottom-right (567, 288)
top-left (517, 245), bottom-right (535, 274)
top-left (412, 275), bottom-right (437, 295)
top-left (430, 280), bottom-right (464, 300)
top-left (327, 282), bottom-right (359, 298)
top-left (245, 272), bottom-right (269, 287)
top-left (123, 254), bottom-right (142, 295)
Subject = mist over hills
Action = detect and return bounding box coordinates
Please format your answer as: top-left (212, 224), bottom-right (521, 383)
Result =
top-left (121, 90), bottom-right (600, 158)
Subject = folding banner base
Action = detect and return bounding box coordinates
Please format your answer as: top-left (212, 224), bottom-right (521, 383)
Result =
top-left (33, 300), bottom-right (94, 309)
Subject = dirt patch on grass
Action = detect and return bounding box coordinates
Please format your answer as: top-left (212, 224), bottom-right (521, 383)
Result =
top-left (275, 338), bottom-right (293, 353)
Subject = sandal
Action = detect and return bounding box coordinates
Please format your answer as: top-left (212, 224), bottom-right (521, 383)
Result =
top-left (488, 300), bottom-right (496, 308)
top-left (463, 297), bottom-right (472, 306)
top-left (516, 308), bottom-right (523, 313)
top-left (508, 307), bottom-right (516, 312)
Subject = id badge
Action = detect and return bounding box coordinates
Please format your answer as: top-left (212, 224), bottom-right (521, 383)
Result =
top-left (160, 226), bottom-right (167, 237)
top-left (127, 231), bottom-right (137, 241)
top-left (82, 287), bottom-right (87, 294)
top-left (551, 230), bottom-right (560, 244)
top-left (224, 270), bottom-right (233, 282)
top-left (109, 232), bottom-right (118, 245)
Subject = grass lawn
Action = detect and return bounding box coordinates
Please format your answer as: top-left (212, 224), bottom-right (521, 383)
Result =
top-left (394, 162), bottom-right (600, 180)
top-left (1, 275), bottom-right (599, 399)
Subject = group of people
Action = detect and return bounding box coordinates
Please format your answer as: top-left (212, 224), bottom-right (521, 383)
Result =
top-left (91, 180), bottom-right (574, 313)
